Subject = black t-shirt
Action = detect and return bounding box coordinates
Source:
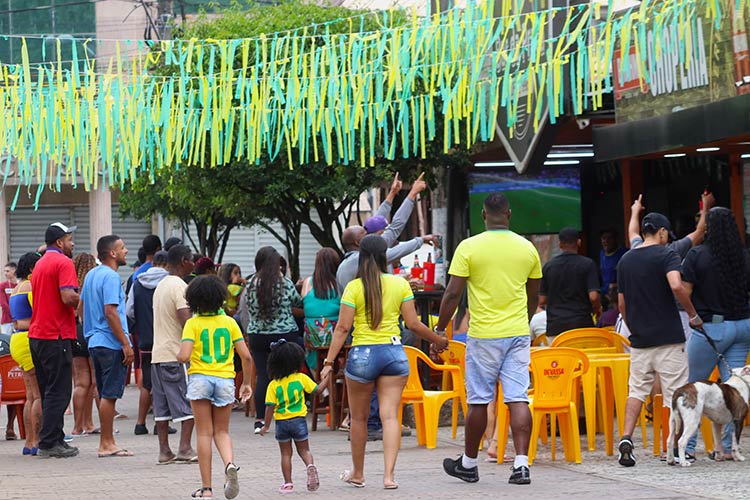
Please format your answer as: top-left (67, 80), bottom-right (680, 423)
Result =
top-left (540, 253), bottom-right (600, 336)
top-left (617, 245), bottom-right (684, 348)
top-left (681, 245), bottom-right (750, 322)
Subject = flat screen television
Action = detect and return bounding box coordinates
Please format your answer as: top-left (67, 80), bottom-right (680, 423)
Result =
top-left (468, 167), bottom-right (582, 235)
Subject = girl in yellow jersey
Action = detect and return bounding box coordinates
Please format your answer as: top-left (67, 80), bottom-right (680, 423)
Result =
top-left (177, 276), bottom-right (253, 500)
top-left (259, 339), bottom-right (326, 494)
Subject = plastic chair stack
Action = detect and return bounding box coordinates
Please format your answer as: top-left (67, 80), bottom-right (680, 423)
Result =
top-left (528, 347), bottom-right (589, 464)
top-left (401, 346), bottom-right (464, 449)
top-left (0, 355), bottom-right (26, 439)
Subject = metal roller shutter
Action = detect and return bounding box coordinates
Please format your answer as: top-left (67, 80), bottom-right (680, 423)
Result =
top-left (9, 206), bottom-right (91, 261)
top-left (112, 209), bottom-right (152, 280)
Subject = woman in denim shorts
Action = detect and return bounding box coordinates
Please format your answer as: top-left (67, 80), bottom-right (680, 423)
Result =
top-left (177, 276), bottom-right (254, 499)
top-left (321, 235), bottom-right (449, 489)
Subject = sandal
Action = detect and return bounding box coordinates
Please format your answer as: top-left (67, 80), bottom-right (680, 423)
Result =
top-left (306, 464), bottom-right (319, 491)
top-left (224, 463), bottom-right (240, 499)
top-left (191, 487), bottom-right (212, 498)
top-left (278, 483), bottom-right (294, 494)
top-left (340, 470), bottom-right (365, 488)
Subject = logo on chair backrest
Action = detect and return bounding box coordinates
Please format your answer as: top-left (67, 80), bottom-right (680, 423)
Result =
top-left (544, 360), bottom-right (565, 378)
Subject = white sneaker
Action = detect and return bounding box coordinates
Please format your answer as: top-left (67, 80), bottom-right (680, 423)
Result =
top-left (254, 421), bottom-right (264, 435)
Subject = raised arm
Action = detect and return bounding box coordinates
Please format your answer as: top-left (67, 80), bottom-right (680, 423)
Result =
top-left (686, 192), bottom-right (715, 247)
top-left (381, 173), bottom-right (426, 246)
top-left (628, 194), bottom-right (644, 246)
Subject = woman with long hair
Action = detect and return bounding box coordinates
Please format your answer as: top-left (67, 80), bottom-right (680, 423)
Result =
top-left (321, 235), bottom-right (448, 489)
top-left (71, 253), bottom-right (99, 435)
top-left (682, 206), bottom-right (750, 460)
top-left (301, 248), bottom-right (341, 371)
top-left (9, 251), bottom-right (42, 454)
top-left (245, 246), bottom-right (303, 434)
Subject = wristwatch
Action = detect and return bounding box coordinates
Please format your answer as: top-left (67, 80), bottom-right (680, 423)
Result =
top-left (433, 326), bottom-right (446, 335)
top-left (323, 359), bottom-right (334, 367)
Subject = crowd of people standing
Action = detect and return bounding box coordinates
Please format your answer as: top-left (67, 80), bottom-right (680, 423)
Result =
top-left (1, 176), bottom-right (747, 495)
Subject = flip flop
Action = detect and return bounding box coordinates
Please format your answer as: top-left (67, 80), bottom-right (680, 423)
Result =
top-left (340, 470), bottom-right (365, 488)
top-left (98, 449), bottom-right (134, 458)
top-left (157, 456), bottom-right (179, 465)
top-left (71, 430), bottom-right (88, 437)
top-left (278, 483), bottom-right (294, 494)
top-left (89, 428), bottom-right (101, 434)
top-left (384, 483), bottom-right (399, 490)
top-left (175, 455), bottom-right (199, 464)
top-left (306, 464), bottom-right (319, 492)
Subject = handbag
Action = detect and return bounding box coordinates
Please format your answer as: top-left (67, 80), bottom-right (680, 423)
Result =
top-left (304, 317), bottom-right (336, 348)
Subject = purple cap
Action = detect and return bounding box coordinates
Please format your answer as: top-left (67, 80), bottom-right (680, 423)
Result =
top-left (364, 215), bottom-right (388, 234)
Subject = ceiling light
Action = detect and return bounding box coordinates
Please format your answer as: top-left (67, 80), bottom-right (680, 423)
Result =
top-left (742, 154), bottom-right (750, 159)
top-left (696, 147), bottom-right (719, 152)
top-left (664, 153), bottom-right (686, 158)
top-left (544, 160), bottom-right (580, 165)
top-left (736, 142), bottom-right (750, 145)
top-left (547, 152), bottom-right (594, 158)
top-left (551, 144), bottom-right (593, 149)
top-left (474, 161), bottom-right (515, 167)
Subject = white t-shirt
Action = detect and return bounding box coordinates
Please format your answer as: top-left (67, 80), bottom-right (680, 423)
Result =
top-left (152, 275), bottom-right (189, 364)
top-left (529, 310), bottom-right (546, 340)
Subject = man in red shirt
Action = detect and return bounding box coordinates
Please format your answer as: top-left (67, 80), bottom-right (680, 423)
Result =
top-left (28, 222), bottom-right (80, 458)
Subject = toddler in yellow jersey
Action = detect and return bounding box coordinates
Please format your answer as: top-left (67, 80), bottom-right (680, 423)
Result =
top-left (177, 276), bottom-right (253, 500)
top-left (260, 339), bottom-right (328, 494)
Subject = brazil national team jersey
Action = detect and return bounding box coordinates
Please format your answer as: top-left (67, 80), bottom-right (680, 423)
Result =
top-left (181, 314), bottom-right (244, 378)
top-left (265, 373), bottom-right (317, 420)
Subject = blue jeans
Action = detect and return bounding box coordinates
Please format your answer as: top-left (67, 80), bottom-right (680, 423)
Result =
top-left (685, 319), bottom-right (750, 454)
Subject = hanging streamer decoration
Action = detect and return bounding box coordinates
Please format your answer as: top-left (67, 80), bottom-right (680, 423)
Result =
top-left (0, 0), bottom-right (739, 201)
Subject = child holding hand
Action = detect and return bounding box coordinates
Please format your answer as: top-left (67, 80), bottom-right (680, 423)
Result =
top-left (260, 339), bottom-right (328, 494)
top-left (177, 275), bottom-right (254, 499)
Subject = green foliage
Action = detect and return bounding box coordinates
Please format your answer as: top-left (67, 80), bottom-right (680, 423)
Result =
top-left (122, 0), bottom-right (469, 280)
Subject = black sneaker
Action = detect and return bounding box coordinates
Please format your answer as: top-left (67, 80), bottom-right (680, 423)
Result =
top-left (661, 449), bottom-right (696, 464)
top-left (134, 424), bottom-right (148, 435)
top-left (254, 421), bottom-right (264, 435)
top-left (508, 465), bottom-right (531, 485)
top-left (38, 444), bottom-right (79, 458)
top-left (153, 424), bottom-right (177, 435)
top-left (442, 456), bottom-right (479, 483)
top-left (367, 429), bottom-right (383, 441)
top-left (618, 437), bottom-right (636, 467)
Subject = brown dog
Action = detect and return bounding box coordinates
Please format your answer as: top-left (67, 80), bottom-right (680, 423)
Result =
top-left (666, 365), bottom-right (750, 466)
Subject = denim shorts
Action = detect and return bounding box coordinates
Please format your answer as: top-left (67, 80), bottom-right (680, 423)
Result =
top-left (89, 347), bottom-right (128, 400)
top-left (186, 374), bottom-right (236, 407)
top-left (275, 416), bottom-right (309, 443)
top-left (465, 336), bottom-right (530, 404)
top-left (345, 344), bottom-right (410, 384)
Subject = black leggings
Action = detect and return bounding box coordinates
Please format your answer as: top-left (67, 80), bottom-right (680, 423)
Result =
top-left (248, 332), bottom-right (303, 420)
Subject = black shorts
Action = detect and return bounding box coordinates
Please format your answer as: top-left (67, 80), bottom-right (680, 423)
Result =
top-left (140, 352), bottom-right (153, 391)
top-left (72, 323), bottom-right (89, 358)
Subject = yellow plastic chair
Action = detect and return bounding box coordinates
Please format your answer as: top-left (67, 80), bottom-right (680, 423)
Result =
top-left (550, 328), bottom-right (630, 353)
top-left (401, 346), bottom-right (464, 449)
top-left (528, 347), bottom-right (589, 465)
top-left (438, 341), bottom-right (468, 439)
top-left (532, 334), bottom-right (549, 347)
top-left (428, 314), bottom-right (454, 340)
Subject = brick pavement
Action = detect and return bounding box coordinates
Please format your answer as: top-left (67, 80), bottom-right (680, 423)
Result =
top-left (0, 385), bottom-right (730, 499)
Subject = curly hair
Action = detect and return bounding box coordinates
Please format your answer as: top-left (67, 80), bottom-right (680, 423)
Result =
top-left (16, 252), bottom-right (41, 280)
top-left (185, 275), bottom-right (228, 315)
top-left (73, 253), bottom-right (97, 289)
top-left (267, 339), bottom-right (305, 381)
top-left (704, 207), bottom-right (749, 316)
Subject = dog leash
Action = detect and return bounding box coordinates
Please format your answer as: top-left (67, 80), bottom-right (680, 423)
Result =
top-left (692, 325), bottom-right (733, 379)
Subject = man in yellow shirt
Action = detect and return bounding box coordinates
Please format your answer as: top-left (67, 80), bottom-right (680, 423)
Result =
top-left (436, 193), bottom-right (541, 486)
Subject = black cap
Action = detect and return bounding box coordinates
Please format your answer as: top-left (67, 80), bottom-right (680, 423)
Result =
top-left (163, 237), bottom-right (183, 251)
top-left (45, 222), bottom-right (77, 245)
top-left (642, 212), bottom-right (676, 240)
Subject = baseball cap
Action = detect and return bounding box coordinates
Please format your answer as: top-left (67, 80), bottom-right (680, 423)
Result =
top-left (45, 222), bottom-right (77, 245)
top-left (642, 212), bottom-right (676, 240)
top-left (195, 256), bottom-right (217, 274)
top-left (364, 215), bottom-right (388, 234)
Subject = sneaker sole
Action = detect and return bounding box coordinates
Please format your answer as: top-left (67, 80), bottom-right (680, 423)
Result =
top-left (618, 441), bottom-right (635, 467)
top-left (509, 478), bottom-right (531, 485)
top-left (306, 465), bottom-right (320, 492)
top-left (224, 465), bottom-right (239, 499)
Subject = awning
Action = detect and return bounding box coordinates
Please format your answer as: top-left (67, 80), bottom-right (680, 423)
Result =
top-left (593, 94), bottom-right (750, 162)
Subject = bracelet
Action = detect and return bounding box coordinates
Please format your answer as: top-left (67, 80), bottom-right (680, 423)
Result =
top-left (433, 326), bottom-right (446, 334)
top-left (323, 359), bottom-right (334, 367)
top-left (690, 315), bottom-right (701, 322)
